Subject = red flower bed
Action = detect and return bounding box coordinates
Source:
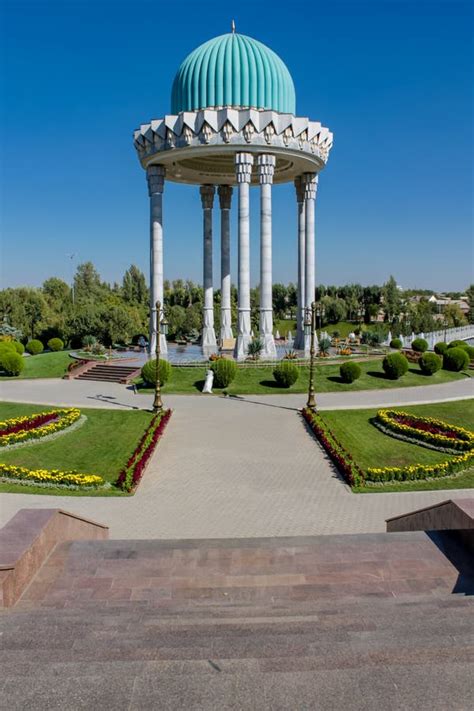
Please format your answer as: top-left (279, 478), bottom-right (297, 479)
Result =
top-left (302, 408), bottom-right (363, 487)
top-left (0, 412), bottom-right (58, 437)
top-left (391, 414), bottom-right (459, 440)
top-left (116, 410), bottom-right (171, 492)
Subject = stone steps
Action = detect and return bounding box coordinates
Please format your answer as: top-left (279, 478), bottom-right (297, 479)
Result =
top-left (2, 531), bottom-right (473, 709)
top-left (75, 363), bottom-right (140, 383)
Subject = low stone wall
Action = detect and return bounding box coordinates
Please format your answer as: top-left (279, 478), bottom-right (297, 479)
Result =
top-left (386, 499), bottom-right (474, 551)
top-left (0, 508), bottom-right (108, 607)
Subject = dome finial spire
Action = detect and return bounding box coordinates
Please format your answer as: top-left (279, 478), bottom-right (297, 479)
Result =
top-left (231, 19), bottom-right (236, 33)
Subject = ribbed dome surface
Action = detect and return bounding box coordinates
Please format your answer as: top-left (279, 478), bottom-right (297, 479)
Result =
top-left (171, 33), bottom-right (296, 115)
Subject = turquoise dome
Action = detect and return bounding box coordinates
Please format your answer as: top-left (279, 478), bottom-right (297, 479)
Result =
top-left (171, 32), bottom-right (296, 115)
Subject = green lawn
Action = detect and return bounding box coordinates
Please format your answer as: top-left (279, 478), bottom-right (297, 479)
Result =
top-left (320, 400), bottom-right (474, 493)
top-left (1, 351), bottom-right (74, 380)
top-left (274, 320), bottom-right (364, 339)
top-left (0, 402), bottom-right (154, 496)
top-left (137, 359), bottom-right (467, 395)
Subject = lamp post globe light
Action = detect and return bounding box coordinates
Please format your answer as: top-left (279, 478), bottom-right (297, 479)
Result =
top-left (153, 300), bottom-right (169, 413)
top-left (304, 302), bottom-right (317, 410)
top-left (133, 24), bottom-right (333, 361)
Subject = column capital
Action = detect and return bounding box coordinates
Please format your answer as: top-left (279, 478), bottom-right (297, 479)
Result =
top-left (294, 175), bottom-right (305, 203)
top-left (200, 184), bottom-right (215, 209)
top-left (257, 154), bottom-right (276, 184)
top-left (302, 172), bottom-right (318, 201)
top-left (235, 152), bottom-right (254, 183)
top-left (218, 185), bottom-right (233, 210)
top-left (147, 165), bottom-right (165, 196)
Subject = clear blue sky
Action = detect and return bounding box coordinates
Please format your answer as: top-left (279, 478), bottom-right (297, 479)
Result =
top-left (1, 0), bottom-right (472, 291)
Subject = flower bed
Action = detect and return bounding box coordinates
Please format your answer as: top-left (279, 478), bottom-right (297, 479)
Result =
top-left (302, 408), bottom-right (364, 486)
top-left (0, 408), bottom-right (81, 448)
top-left (366, 451), bottom-right (474, 484)
top-left (116, 409), bottom-right (172, 492)
top-left (0, 462), bottom-right (105, 489)
top-left (375, 409), bottom-right (474, 453)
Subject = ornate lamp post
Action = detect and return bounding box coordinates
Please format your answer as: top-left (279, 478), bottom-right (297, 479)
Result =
top-left (153, 300), bottom-right (169, 412)
top-left (304, 301), bottom-right (317, 410)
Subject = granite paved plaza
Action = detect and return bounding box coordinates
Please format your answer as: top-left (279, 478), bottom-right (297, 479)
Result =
top-left (0, 378), bottom-right (473, 538)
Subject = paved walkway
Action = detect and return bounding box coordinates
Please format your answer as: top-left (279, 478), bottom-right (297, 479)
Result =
top-left (0, 375), bottom-right (472, 411)
top-left (0, 378), bottom-right (473, 538)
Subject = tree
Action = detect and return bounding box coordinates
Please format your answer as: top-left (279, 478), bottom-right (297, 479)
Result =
top-left (382, 275), bottom-right (401, 322)
top-left (73, 262), bottom-right (103, 302)
top-left (322, 296), bottom-right (347, 324)
top-left (466, 285), bottom-right (474, 324)
top-left (443, 303), bottom-right (467, 328)
top-left (43, 277), bottom-right (71, 307)
top-left (166, 305), bottom-right (187, 339)
top-left (272, 283), bottom-right (288, 319)
top-left (122, 265), bottom-right (148, 306)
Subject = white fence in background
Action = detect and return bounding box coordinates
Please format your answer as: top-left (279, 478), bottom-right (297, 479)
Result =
top-left (382, 324), bottom-right (474, 350)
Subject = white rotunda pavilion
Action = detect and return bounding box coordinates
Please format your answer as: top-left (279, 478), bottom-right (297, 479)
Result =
top-left (134, 27), bottom-right (333, 359)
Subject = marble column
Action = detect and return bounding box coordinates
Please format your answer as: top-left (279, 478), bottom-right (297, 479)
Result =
top-left (147, 165), bottom-right (167, 358)
top-left (257, 154), bottom-right (277, 359)
top-left (234, 153), bottom-right (254, 360)
top-left (200, 185), bottom-right (217, 356)
top-left (303, 173), bottom-right (318, 355)
top-left (294, 176), bottom-right (306, 350)
top-left (218, 185), bottom-right (233, 342)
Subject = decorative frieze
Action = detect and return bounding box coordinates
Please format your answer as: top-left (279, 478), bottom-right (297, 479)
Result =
top-left (134, 108), bottom-right (333, 166)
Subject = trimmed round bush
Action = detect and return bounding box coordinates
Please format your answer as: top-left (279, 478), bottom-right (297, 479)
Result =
top-left (26, 339), bottom-right (44, 355)
top-left (434, 342), bottom-right (448, 356)
top-left (339, 361), bottom-right (362, 383)
top-left (0, 350), bottom-right (24, 376)
top-left (12, 341), bottom-right (25, 354)
top-left (273, 361), bottom-right (299, 388)
top-left (462, 344), bottom-right (474, 361)
top-left (419, 352), bottom-right (442, 376)
top-left (382, 352), bottom-right (409, 380)
top-left (0, 341), bottom-right (16, 354)
top-left (443, 347), bottom-right (469, 372)
top-left (390, 338), bottom-right (402, 349)
top-left (411, 338), bottom-right (428, 353)
top-left (47, 337), bottom-right (64, 352)
top-left (211, 358), bottom-right (237, 388)
top-left (448, 340), bottom-right (466, 349)
top-left (141, 358), bottom-right (172, 386)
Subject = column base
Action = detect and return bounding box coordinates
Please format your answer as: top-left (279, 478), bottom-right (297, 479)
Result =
top-left (202, 327), bottom-right (217, 358)
top-left (303, 333), bottom-right (319, 358)
top-left (294, 329), bottom-right (305, 351)
top-left (220, 309), bottom-right (233, 343)
top-left (234, 310), bottom-right (251, 361)
top-left (148, 334), bottom-right (168, 359)
top-left (260, 333), bottom-right (277, 359)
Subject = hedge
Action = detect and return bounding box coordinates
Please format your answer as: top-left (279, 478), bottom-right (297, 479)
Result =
top-left (382, 352), bottom-right (409, 380)
top-left (443, 347), bottom-right (469, 372)
top-left (411, 338), bottom-right (428, 353)
top-left (141, 358), bottom-right (172, 385)
top-left (212, 358), bottom-right (237, 387)
top-left (419, 352), bottom-right (442, 376)
top-left (26, 339), bottom-right (44, 355)
top-left (273, 361), bottom-right (299, 387)
top-left (47, 337), bottom-right (64, 351)
top-left (339, 361), bottom-right (361, 383)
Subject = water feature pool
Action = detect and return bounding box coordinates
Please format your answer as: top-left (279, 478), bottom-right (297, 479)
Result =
top-left (72, 342), bottom-right (305, 366)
